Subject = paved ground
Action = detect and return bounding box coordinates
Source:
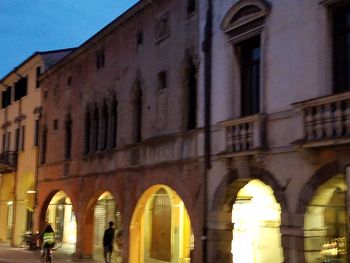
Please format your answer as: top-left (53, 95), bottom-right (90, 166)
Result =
top-left (0, 243), bottom-right (101, 263)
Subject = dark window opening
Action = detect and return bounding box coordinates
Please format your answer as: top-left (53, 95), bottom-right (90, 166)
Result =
top-left (34, 119), bottom-right (40, 146)
top-left (134, 85), bottom-right (142, 143)
top-left (334, 5), bottom-right (350, 93)
top-left (2, 87), bottom-right (11, 108)
top-left (137, 31), bottom-right (143, 45)
top-left (92, 107), bottom-right (99, 152)
top-left (158, 71), bottom-right (167, 90)
top-left (96, 49), bottom-right (105, 69)
top-left (67, 76), bottom-right (72, 87)
top-left (2, 134), bottom-right (5, 153)
top-left (14, 77), bottom-right (28, 101)
top-left (187, 0), bottom-right (196, 15)
top-left (239, 35), bottom-right (261, 117)
top-left (15, 128), bottom-right (20, 152)
top-left (21, 125), bottom-right (25, 151)
top-left (110, 99), bottom-right (118, 148)
top-left (53, 119), bottom-right (59, 131)
top-left (65, 115), bottom-right (72, 159)
top-left (36, 66), bottom-right (41, 88)
top-left (187, 58), bottom-right (197, 130)
top-left (84, 110), bottom-right (91, 155)
top-left (100, 103), bottom-right (108, 151)
top-left (40, 126), bottom-right (47, 164)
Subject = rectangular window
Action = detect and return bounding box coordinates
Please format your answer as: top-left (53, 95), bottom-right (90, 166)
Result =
top-left (239, 35), bottom-right (261, 117)
top-left (14, 77), bottom-right (28, 101)
top-left (2, 133), bottom-right (5, 153)
top-left (187, 0), bottom-right (196, 15)
top-left (21, 125), bottom-right (25, 151)
top-left (96, 49), bottom-right (105, 69)
top-left (137, 30), bottom-right (143, 46)
top-left (67, 76), bottom-right (72, 88)
top-left (15, 128), bottom-right (20, 152)
top-left (34, 119), bottom-right (40, 146)
top-left (40, 126), bottom-right (47, 164)
top-left (333, 5), bottom-right (350, 93)
top-left (2, 87), bottom-right (11, 108)
top-left (6, 132), bottom-right (11, 152)
top-left (36, 66), bottom-right (41, 88)
top-left (158, 71), bottom-right (167, 90)
top-left (53, 119), bottom-right (58, 131)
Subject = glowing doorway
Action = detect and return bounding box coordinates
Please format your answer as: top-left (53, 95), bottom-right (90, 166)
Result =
top-left (129, 185), bottom-right (193, 263)
top-left (45, 191), bottom-right (76, 251)
top-left (232, 179), bottom-right (283, 263)
top-left (93, 192), bottom-right (122, 261)
top-left (304, 174), bottom-right (347, 263)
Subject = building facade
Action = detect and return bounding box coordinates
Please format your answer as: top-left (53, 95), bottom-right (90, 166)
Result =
top-left (0, 49), bottom-right (73, 246)
top-left (35, 0), bottom-right (202, 262)
top-left (205, 0), bottom-right (350, 262)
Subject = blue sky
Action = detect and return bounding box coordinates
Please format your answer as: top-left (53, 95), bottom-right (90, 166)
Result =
top-left (0, 0), bottom-right (138, 78)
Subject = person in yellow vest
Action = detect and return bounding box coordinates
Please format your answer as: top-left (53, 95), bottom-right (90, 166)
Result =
top-left (40, 224), bottom-right (55, 254)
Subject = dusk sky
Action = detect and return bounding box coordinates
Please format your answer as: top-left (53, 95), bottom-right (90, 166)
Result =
top-left (0, 0), bottom-right (138, 78)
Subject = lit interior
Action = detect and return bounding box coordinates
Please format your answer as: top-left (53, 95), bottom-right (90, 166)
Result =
top-left (232, 179), bottom-right (283, 263)
top-left (46, 191), bottom-right (77, 246)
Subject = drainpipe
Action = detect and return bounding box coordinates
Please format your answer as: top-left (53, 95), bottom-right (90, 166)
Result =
top-left (203, 0), bottom-right (213, 262)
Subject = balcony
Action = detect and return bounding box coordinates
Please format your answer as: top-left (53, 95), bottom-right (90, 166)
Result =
top-left (220, 114), bottom-right (265, 156)
top-left (294, 92), bottom-right (350, 148)
top-left (0, 151), bottom-right (17, 173)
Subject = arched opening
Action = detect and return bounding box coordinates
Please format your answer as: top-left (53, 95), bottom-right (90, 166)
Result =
top-left (232, 179), bottom-right (283, 263)
top-left (45, 191), bottom-right (77, 253)
top-left (129, 185), bottom-right (193, 263)
top-left (93, 192), bottom-right (122, 262)
top-left (304, 174), bottom-right (347, 263)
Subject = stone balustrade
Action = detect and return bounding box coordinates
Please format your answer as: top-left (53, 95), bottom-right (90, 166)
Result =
top-left (295, 92), bottom-right (350, 143)
top-left (221, 114), bottom-right (265, 153)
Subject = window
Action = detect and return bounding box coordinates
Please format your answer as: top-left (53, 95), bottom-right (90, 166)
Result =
top-left (15, 128), bottom-right (19, 152)
top-left (65, 115), bottom-right (72, 159)
top-left (36, 66), bottom-right (41, 88)
top-left (2, 133), bottom-right (5, 153)
top-left (14, 77), bottom-right (28, 101)
top-left (221, 0), bottom-right (269, 117)
top-left (84, 110), bottom-right (91, 155)
top-left (151, 189), bottom-right (171, 261)
top-left (53, 119), bottom-right (59, 131)
top-left (239, 36), bottom-right (261, 116)
top-left (34, 119), bottom-right (40, 146)
top-left (20, 125), bottom-right (25, 151)
top-left (137, 30), bottom-right (143, 46)
top-left (67, 76), bottom-right (72, 88)
top-left (187, 0), bottom-right (196, 15)
top-left (96, 49), bottom-right (105, 69)
top-left (2, 87), bottom-right (11, 108)
top-left (6, 132), bottom-right (10, 152)
top-left (333, 5), bottom-right (350, 93)
top-left (110, 98), bottom-right (118, 148)
top-left (134, 84), bottom-right (142, 143)
top-left (158, 71), bottom-right (167, 90)
top-left (186, 58), bottom-right (197, 130)
top-left (40, 126), bottom-right (47, 164)
top-left (92, 107), bottom-right (99, 152)
top-left (100, 103), bottom-right (108, 151)
top-left (155, 13), bottom-right (170, 42)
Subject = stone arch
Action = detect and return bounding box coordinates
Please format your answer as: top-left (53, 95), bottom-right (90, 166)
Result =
top-left (296, 161), bottom-right (343, 214)
top-left (212, 166), bottom-right (287, 213)
top-left (129, 184), bottom-right (194, 263)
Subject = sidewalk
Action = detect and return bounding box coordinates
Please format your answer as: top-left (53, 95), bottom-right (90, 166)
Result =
top-left (0, 242), bottom-right (99, 263)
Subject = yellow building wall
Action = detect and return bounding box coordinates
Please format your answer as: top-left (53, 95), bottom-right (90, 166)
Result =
top-left (0, 173), bottom-right (15, 241)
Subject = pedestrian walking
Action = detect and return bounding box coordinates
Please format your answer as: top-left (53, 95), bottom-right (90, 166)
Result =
top-left (103, 221), bottom-right (115, 263)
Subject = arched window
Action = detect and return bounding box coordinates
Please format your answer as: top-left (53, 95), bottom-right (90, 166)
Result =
top-left (65, 114), bottom-right (72, 159)
top-left (133, 83), bottom-right (142, 143)
top-left (100, 102), bottom-right (108, 151)
top-left (109, 97), bottom-right (118, 148)
top-left (84, 109), bottom-right (91, 155)
top-left (92, 106), bottom-right (99, 152)
top-left (151, 189), bottom-right (171, 261)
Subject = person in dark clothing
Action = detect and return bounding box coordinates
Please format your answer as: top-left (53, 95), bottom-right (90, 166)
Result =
top-left (103, 221), bottom-right (115, 263)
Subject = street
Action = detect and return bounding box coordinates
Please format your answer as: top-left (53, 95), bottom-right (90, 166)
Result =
top-left (0, 243), bottom-right (100, 263)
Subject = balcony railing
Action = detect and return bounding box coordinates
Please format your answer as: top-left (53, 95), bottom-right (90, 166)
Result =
top-left (221, 114), bottom-right (265, 154)
top-left (294, 91), bottom-right (350, 147)
top-left (0, 151), bottom-right (17, 173)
